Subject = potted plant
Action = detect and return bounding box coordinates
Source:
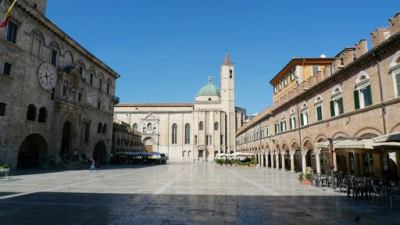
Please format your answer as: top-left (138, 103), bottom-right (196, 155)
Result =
top-left (298, 173), bottom-right (312, 185)
top-left (0, 164), bottom-right (10, 173)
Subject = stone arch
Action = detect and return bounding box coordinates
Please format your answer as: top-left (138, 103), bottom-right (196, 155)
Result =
top-left (389, 50), bottom-right (400, 70)
top-left (18, 134), bottom-right (48, 169)
top-left (291, 141), bottom-right (300, 152)
top-left (143, 137), bottom-right (155, 152)
top-left (353, 127), bottom-right (382, 138)
top-left (332, 131), bottom-right (350, 139)
top-left (93, 141), bottom-right (107, 167)
top-left (355, 71), bottom-right (370, 84)
top-left (390, 122), bottom-right (400, 133)
top-left (303, 139), bottom-right (316, 173)
top-left (314, 134), bottom-right (327, 143)
top-left (302, 137), bottom-right (313, 149)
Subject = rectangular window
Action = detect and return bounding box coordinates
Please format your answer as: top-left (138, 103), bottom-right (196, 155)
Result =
top-left (337, 98), bottom-right (344, 115)
top-left (354, 90), bottom-right (360, 110)
top-left (51, 50), bottom-right (58, 66)
top-left (83, 122), bottom-right (90, 144)
top-left (3, 62), bottom-right (11, 75)
top-left (6, 21), bottom-right (18, 44)
top-left (316, 105), bottom-right (323, 121)
top-left (300, 111), bottom-right (308, 126)
top-left (0, 102), bottom-right (6, 116)
top-left (364, 85), bottom-right (372, 107)
top-left (396, 73), bottom-right (400, 97)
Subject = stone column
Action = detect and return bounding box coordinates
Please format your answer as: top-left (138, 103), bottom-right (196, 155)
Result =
top-left (315, 152), bottom-right (321, 174)
top-left (333, 149), bottom-right (337, 172)
top-left (281, 153), bottom-right (286, 171)
top-left (271, 153), bottom-right (275, 168)
top-left (302, 151), bottom-right (307, 174)
top-left (266, 153), bottom-right (269, 168)
top-left (290, 152), bottom-right (295, 172)
top-left (275, 153), bottom-right (279, 169)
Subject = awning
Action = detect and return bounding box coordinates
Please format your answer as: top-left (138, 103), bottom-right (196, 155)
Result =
top-left (371, 142), bottom-right (400, 150)
top-left (315, 139), bottom-right (374, 149)
top-left (373, 132), bottom-right (400, 143)
top-left (229, 152), bottom-right (254, 157)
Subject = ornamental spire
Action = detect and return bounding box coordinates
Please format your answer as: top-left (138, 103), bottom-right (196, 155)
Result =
top-left (223, 49), bottom-right (231, 65)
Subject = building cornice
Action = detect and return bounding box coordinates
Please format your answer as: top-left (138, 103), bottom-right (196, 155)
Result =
top-left (15, 1), bottom-right (120, 79)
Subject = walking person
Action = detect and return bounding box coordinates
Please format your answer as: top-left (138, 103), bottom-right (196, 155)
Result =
top-left (90, 159), bottom-right (96, 172)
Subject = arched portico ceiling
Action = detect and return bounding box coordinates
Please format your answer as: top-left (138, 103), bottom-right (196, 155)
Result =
top-left (315, 135), bottom-right (328, 143)
top-left (390, 123), bottom-right (400, 133)
top-left (302, 139), bottom-right (313, 151)
top-left (291, 141), bottom-right (300, 151)
top-left (353, 127), bottom-right (383, 139)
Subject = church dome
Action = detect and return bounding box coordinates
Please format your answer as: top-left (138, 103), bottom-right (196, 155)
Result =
top-left (197, 76), bottom-right (220, 97)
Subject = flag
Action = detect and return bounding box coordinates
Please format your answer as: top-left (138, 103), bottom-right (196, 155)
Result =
top-left (0, 0), bottom-right (17, 28)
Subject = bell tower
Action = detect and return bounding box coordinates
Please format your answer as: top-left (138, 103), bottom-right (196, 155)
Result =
top-left (220, 50), bottom-right (236, 153)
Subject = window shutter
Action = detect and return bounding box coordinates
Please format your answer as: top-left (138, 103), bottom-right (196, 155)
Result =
top-left (354, 90), bottom-right (360, 110)
top-left (365, 85), bottom-right (372, 106)
top-left (338, 98), bottom-right (344, 114)
top-left (317, 106), bottom-right (322, 121)
top-left (300, 113), bottom-right (304, 126)
top-left (330, 101), bottom-right (335, 117)
top-left (396, 73), bottom-right (400, 97)
top-left (289, 119), bottom-right (293, 130)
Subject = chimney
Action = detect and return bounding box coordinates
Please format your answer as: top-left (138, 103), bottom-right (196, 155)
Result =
top-left (371, 28), bottom-right (390, 48)
top-left (355, 39), bottom-right (368, 58)
top-left (389, 12), bottom-right (400, 35)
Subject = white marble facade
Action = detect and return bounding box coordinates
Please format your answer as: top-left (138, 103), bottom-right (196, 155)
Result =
top-left (114, 54), bottom-right (246, 162)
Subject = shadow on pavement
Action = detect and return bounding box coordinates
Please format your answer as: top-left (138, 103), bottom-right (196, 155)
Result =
top-left (0, 192), bottom-right (399, 225)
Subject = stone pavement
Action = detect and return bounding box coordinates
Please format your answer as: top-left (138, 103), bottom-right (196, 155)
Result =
top-left (0, 162), bottom-right (398, 225)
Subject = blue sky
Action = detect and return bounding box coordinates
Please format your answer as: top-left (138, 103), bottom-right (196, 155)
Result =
top-left (47, 0), bottom-right (398, 115)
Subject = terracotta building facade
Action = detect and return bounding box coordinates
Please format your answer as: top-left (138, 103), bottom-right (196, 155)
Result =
top-left (237, 13), bottom-right (400, 179)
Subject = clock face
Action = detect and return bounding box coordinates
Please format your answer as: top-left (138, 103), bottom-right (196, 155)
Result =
top-left (38, 63), bottom-right (57, 91)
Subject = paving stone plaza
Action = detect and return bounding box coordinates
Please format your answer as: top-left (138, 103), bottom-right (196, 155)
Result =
top-left (0, 163), bottom-right (399, 225)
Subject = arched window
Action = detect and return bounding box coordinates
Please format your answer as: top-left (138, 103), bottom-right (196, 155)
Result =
top-left (185, 124), bottom-right (190, 144)
top-left (199, 121), bottom-right (204, 130)
top-left (102, 124), bottom-right (107, 134)
top-left (314, 95), bottom-right (323, 122)
top-left (172, 124), bottom-right (177, 144)
top-left (300, 102), bottom-right (308, 127)
top-left (330, 85), bottom-right (344, 117)
top-left (99, 79), bottom-right (103, 91)
top-left (214, 122), bottom-right (219, 131)
top-left (97, 122), bottom-right (102, 133)
top-left (26, 104), bottom-right (36, 121)
top-left (354, 72), bottom-right (372, 110)
top-left (38, 107), bottom-right (47, 123)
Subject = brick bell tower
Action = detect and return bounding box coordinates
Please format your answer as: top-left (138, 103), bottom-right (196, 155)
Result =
top-left (220, 51), bottom-right (236, 153)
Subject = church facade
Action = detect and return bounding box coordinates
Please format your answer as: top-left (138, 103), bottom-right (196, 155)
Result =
top-left (114, 54), bottom-right (246, 161)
